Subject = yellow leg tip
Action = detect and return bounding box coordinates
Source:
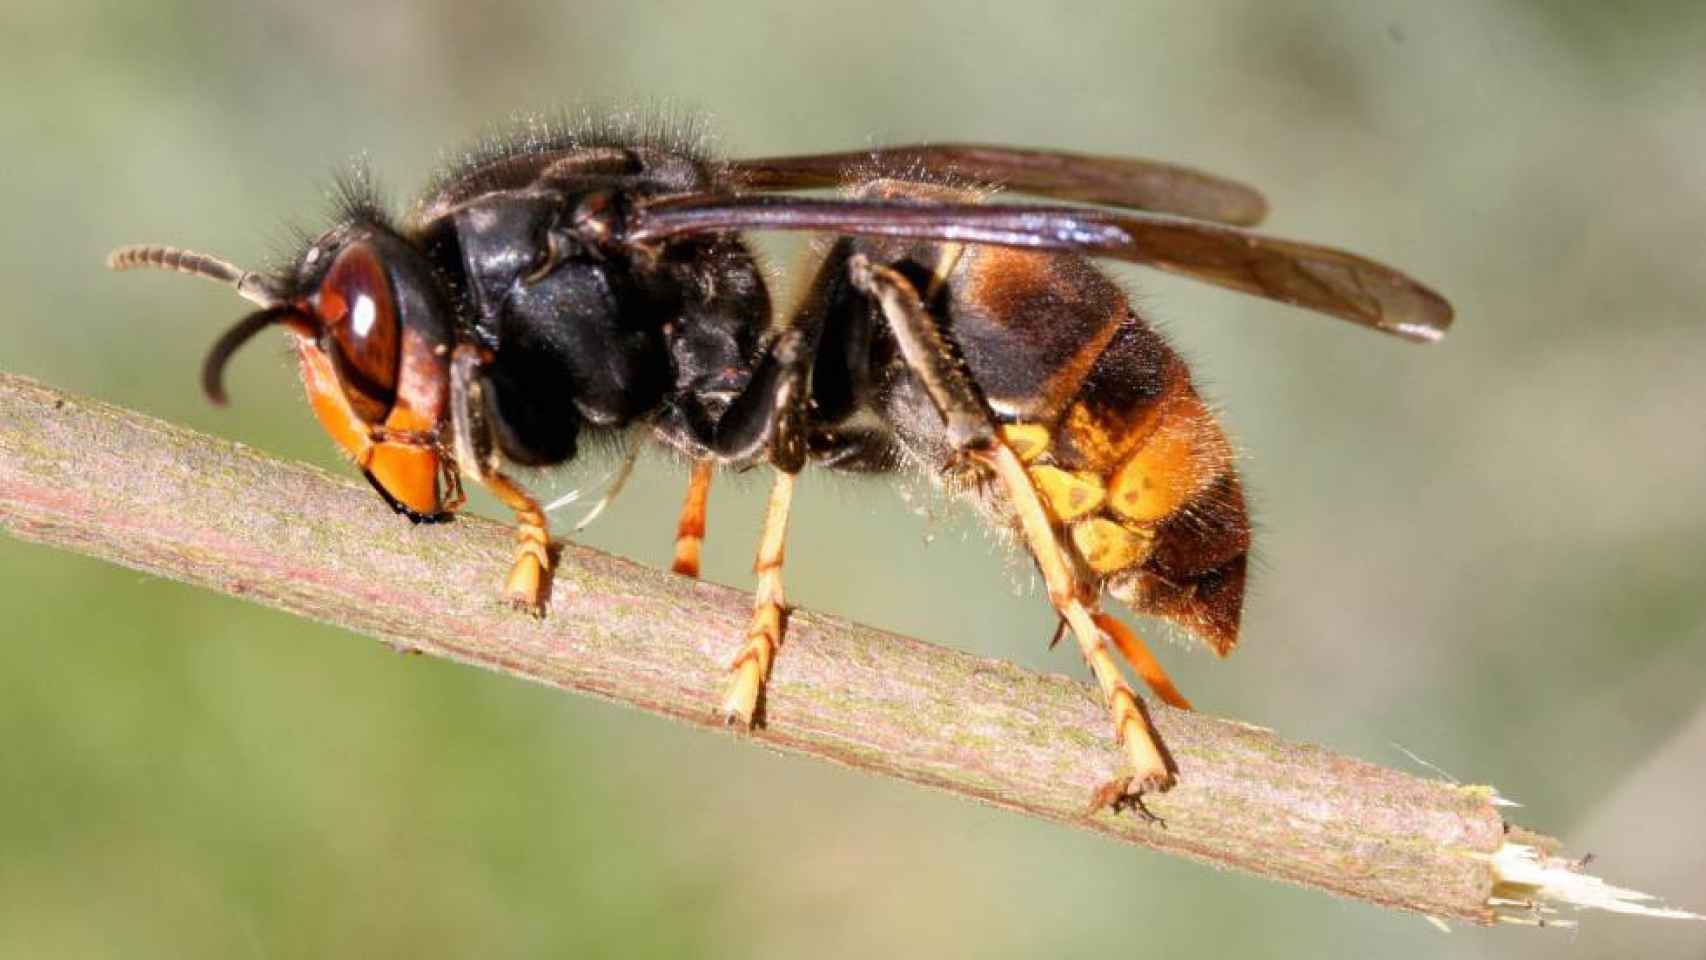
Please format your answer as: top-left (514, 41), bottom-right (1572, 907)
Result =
top-left (1085, 774), bottom-right (1172, 823)
top-left (1085, 719), bottom-right (1176, 820)
top-left (720, 657), bottom-right (763, 728)
top-left (1120, 716), bottom-right (1175, 792)
top-left (720, 616), bottom-right (779, 728)
top-left (671, 537), bottom-right (702, 578)
top-left (502, 551), bottom-right (547, 617)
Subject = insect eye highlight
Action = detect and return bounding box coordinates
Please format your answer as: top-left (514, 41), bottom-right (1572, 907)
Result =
top-left (315, 241), bottom-right (400, 423)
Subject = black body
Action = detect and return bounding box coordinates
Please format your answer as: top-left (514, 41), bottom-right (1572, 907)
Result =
top-left (399, 135), bottom-right (989, 488)
top-left (406, 142), bottom-right (777, 471)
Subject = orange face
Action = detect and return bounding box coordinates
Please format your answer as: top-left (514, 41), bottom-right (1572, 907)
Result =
top-left (294, 241), bottom-right (450, 519)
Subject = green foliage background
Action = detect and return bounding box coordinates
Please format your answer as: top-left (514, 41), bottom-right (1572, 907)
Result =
top-left (2, 2), bottom-right (1703, 956)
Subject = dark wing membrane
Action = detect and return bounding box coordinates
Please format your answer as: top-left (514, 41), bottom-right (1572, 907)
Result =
top-left (628, 196), bottom-right (1452, 342)
top-left (722, 144), bottom-right (1269, 226)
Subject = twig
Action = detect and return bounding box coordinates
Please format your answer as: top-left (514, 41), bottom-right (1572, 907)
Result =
top-left (0, 371), bottom-right (1692, 928)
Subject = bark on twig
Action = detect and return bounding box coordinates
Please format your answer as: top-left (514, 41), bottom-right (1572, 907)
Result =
top-left (0, 372), bottom-right (1686, 927)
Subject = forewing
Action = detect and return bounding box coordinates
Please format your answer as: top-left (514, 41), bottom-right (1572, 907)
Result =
top-left (723, 143), bottom-right (1269, 226)
top-left (628, 196), bottom-right (1452, 342)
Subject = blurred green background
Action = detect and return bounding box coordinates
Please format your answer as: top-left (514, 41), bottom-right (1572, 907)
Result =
top-left (3, 1), bottom-right (1704, 956)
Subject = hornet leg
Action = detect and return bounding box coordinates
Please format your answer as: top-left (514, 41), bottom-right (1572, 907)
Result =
top-left (672, 459), bottom-right (714, 577)
top-left (849, 254), bottom-right (1177, 807)
top-left (720, 470), bottom-right (796, 726)
top-left (697, 325), bottom-right (817, 726)
top-left (449, 344), bottom-right (552, 614)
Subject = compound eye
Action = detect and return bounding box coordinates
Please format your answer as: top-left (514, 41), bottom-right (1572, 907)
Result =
top-left (315, 242), bottom-right (399, 423)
